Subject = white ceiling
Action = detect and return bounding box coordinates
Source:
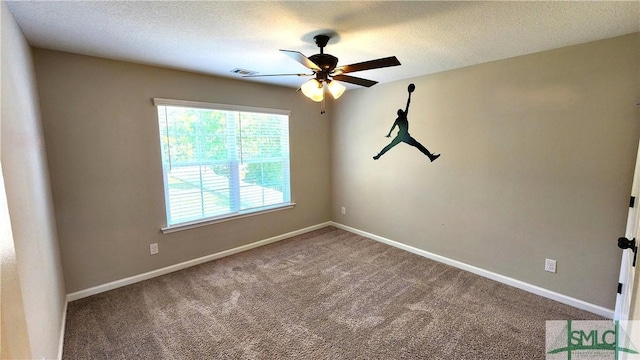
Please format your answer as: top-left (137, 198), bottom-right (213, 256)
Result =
top-left (6, 1), bottom-right (640, 89)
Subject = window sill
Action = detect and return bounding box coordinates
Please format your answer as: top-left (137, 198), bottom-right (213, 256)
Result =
top-left (160, 203), bottom-right (296, 234)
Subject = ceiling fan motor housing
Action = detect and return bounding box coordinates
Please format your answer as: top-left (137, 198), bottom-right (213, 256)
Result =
top-left (309, 54), bottom-right (338, 72)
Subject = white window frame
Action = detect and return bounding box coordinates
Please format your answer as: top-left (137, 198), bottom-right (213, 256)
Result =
top-left (153, 98), bottom-right (295, 233)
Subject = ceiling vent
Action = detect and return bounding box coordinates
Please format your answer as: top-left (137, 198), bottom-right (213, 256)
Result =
top-left (231, 68), bottom-right (258, 76)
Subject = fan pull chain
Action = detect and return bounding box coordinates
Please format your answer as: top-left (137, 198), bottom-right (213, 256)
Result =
top-left (319, 82), bottom-right (326, 114)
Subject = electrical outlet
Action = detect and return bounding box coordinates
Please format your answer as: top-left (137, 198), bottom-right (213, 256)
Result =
top-left (341, 206), bottom-right (346, 215)
top-left (545, 258), bottom-right (556, 273)
top-left (150, 243), bottom-right (159, 255)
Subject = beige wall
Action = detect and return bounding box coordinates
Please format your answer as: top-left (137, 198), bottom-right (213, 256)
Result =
top-left (332, 33), bottom-right (640, 309)
top-left (23, 23), bottom-right (639, 315)
top-left (33, 49), bottom-right (332, 293)
top-left (1, 2), bottom-right (66, 359)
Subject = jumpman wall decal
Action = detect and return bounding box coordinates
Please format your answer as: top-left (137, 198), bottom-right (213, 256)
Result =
top-left (373, 83), bottom-right (440, 162)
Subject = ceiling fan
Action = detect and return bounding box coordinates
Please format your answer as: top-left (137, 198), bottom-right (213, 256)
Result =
top-left (244, 34), bottom-right (401, 112)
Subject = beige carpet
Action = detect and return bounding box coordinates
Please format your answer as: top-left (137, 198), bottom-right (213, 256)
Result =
top-left (63, 226), bottom-right (603, 359)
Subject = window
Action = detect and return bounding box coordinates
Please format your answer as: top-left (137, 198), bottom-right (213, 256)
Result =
top-left (154, 98), bottom-right (292, 231)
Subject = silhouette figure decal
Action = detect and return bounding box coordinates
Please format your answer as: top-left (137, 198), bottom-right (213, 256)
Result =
top-left (373, 83), bottom-right (440, 162)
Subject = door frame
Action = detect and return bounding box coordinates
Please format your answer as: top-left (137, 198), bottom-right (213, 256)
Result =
top-left (615, 140), bottom-right (640, 322)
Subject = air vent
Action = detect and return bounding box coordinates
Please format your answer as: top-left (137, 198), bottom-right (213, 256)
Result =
top-left (230, 68), bottom-right (258, 76)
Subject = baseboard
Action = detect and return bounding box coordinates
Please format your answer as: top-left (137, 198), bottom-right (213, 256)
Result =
top-left (65, 220), bottom-right (614, 317)
top-left (330, 221), bottom-right (615, 319)
top-left (57, 298), bottom-right (67, 360)
top-left (66, 222), bottom-right (332, 302)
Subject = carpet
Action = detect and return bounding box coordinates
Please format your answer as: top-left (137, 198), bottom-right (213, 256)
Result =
top-left (62, 226), bottom-right (603, 359)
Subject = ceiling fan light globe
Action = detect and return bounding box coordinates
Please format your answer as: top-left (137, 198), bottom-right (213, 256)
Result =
top-left (301, 79), bottom-right (324, 102)
top-left (327, 80), bottom-right (346, 99)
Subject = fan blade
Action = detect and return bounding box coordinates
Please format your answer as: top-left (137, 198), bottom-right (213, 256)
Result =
top-left (243, 73), bottom-right (312, 78)
top-left (280, 50), bottom-right (322, 71)
top-left (332, 74), bottom-right (378, 88)
top-left (335, 56), bottom-right (401, 74)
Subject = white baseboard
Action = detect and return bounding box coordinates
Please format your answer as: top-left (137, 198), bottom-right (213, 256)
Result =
top-left (330, 221), bottom-right (615, 319)
top-left (66, 222), bottom-right (331, 302)
top-left (65, 220), bottom-right (614, 318)
top-left (57, 298), bottom-right (67, 360)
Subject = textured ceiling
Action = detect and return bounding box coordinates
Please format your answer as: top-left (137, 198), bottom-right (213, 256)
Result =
top-left (6, 1), bottom-right (640, 89)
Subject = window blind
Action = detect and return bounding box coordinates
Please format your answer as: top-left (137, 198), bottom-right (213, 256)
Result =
top-left (154, 99), bottom-right (291, 228)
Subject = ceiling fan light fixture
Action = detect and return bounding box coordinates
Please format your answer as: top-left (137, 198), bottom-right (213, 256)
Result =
top-left (301, 78), bottom-right (324, 102)
top-left (326, 80), bottom-right (346, 99)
